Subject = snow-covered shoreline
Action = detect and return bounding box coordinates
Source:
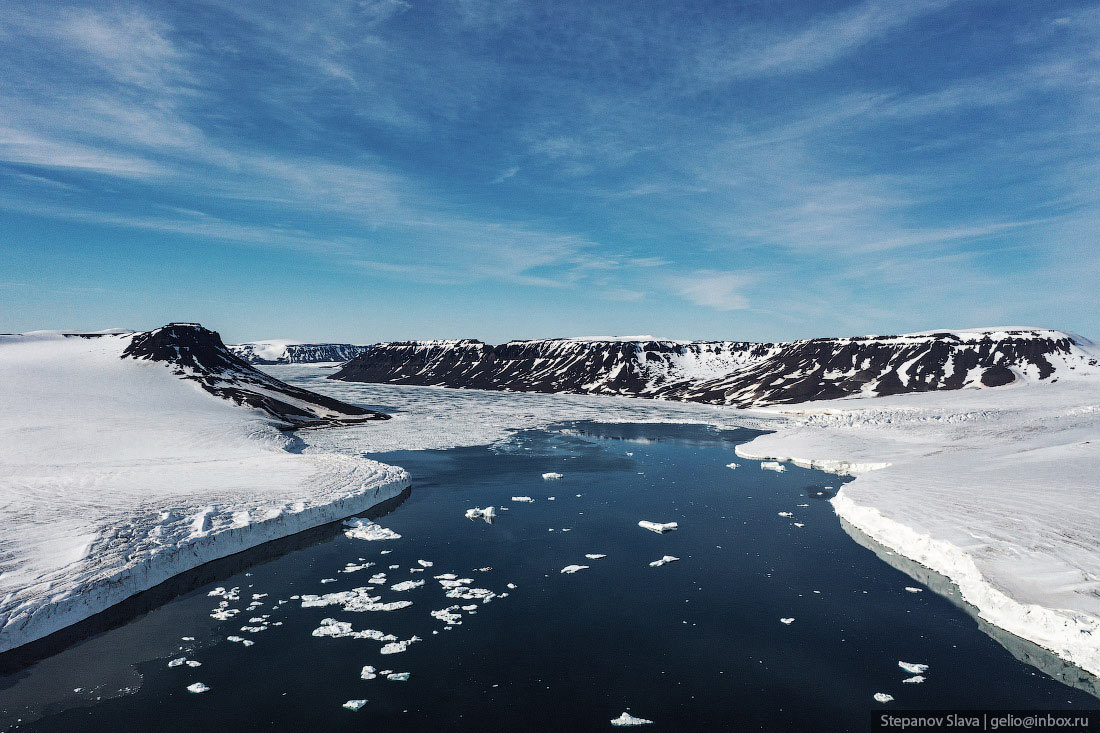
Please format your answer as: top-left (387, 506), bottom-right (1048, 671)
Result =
top-left (0, 332), bottom-right (409, 653)
top-left (736, 377), bottom-right (1100, 678)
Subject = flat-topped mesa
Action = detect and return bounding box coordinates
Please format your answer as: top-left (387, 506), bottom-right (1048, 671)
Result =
top-left (228, 341), bottom-right (371, 365)
top-left (123, 323), bottom-right (390, 426)
top-left (330, 328), bottom-right (1099, 407)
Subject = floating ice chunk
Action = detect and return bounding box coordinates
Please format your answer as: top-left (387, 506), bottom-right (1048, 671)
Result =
top-left (380, 550), bottom-right (392, 555)
top-left (431, 607), bottom-right (463, 625)
top-left (611, 712), bottom-right (653, 727)
top-left (417, 560), bottom-right (433, 568)
top-left (380, 636), bottom-right (421, 655)
top-left (187, 682), bottom-right (210, 694)
top-left (343, 519), bottom-right (401, 541)
top-left (461, 604), bottom-right (478, 611)
top-left (904, 587), bottom-right (923, 593)
top-left (186, 661), bottom-right (202, 667)
top-left (361, 665), bottom-right (378, 680)
top-left (793, 523), bottom-right (805, 528)
top-left (902, 675), bottom-right (925, 684)
top-left (873, 693), bottom-right (894, 703)
top-left (300, 588), bottom-right (412, 613)
top-left (638, 521), bottom-right (678, 533)
top-left (181, 636), bottom-right (195, 641)
top-left (391, 579), bottom-right (425, 592)
top-left (779, 617), bottom-right (795, 625)
top-left (648, 556), bottom-right (679, 567)
top-left (227, 635), bottom-right (255, 646)
top-left (542, 473), bottom-right (563, 480)
top-left (506, 583), bottom-right (517, 589)
top-left (465, 506), bottom-right (496, 523)
top-left (388, 564), bottom-right (399, 570)
top-left (898, 661), bottom-right (929, 674)
top-left (585, 554), bottom-right (607, 560)
top-left (320, 578), bottom-right (337, 584)
top-left (445, 586), bottom-right (496, 601)
top-left (778, 512), bottom-right (793, 518)
top-left (548, 497), bottom-right (556, 501)
top-left (210, 608), bottom-right (240, 621)
top-left (387, 672), bottom-right (410, 681)
top-left (797, 504), bottom-right (809, 508)
top-left (168, 657), bottom-right (186, 668)
top-left (368, 573), bottom-right (387, 585)
top-left (343, 699), bottom-right (367, 711)
top-left (560, 565), bottom-right (589, 574)
top-left (760, 461), bottom-right (786, 472)
top-left (726, 462), bottom-right (740, 469)
top-left (477, 566), bottom-right (492, 572)
top-left (438, 577), bottom-right (473, 588)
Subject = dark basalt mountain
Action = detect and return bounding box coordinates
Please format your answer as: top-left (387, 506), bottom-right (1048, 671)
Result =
top-left (228, 342), bottom-right (371, 365)
top-left (122, 323), bottom-right (389, 426)
top-left (330, 330), bottom-right (1098, 407)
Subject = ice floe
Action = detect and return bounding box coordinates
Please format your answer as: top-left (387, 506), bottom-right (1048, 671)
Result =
top-left (638, 520), bottom-right (678, 533)
top-left (611, 712), bottom-right (653, 726)
top-left (648, 556), bottom-right (679, 567)
top-left (542, 472), bottom-right (563, 480)
top-left (777, 512), bottom-right (793, 518)
top-left (391, 579), bottom-right (425, 592)
top-left (511, 496), bottom-right (535, 503)
top-left (779, 617), bottom-right (795, 625)
top-left (585, 554), bottom-right (607, 559)
top-left (902, 675), bottom-right (925, 684)
top-left (187, 682), bottom-right (210, 694)
top-left (380, 636), bottom-right (421, 654)
top-left (360, 665), bottom-right (378, 680)
top-left (726, 462), bottom-right (740, 469)
top-left (560, 565), bottom-right (589, 574)
top-left (343, 519), bottom-right (401, 541)
top-left (760, 461), bottom-right (786, 472)
top-left (300, 588), bottom-right (413, 613)
top-left (898, 661), bottom-right (929, 674)
top-left (342, 699), bottom-right (367, 711)
top-left (464, 506), bottom-right (496, 523)
top-left (387, 672), bottom-right (410, 681)
top-left (904, 587), bottom-right (923, 593)
top-left (873, 693), bottom-right (894, 703)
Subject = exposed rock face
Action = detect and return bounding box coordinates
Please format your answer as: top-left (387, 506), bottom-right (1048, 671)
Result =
top-left (228, 342), bottom-right (371, 365)
top-left (123, 323), bottom-right (389, 426)
top-left (330, 329), bottom-right (1097, 407)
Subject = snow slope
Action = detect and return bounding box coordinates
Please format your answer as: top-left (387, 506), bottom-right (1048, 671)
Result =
top-left (0, 331), bottom-right (409, 653)
top-left (736, 360), bottom-right (1100, 677)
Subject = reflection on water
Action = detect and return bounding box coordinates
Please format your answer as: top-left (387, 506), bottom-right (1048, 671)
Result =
top-left (839, 516), bottom-right (1100, 700)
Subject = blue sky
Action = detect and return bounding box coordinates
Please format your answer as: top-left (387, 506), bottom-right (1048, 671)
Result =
top-left (1, 0), bottom-right (1097, 343)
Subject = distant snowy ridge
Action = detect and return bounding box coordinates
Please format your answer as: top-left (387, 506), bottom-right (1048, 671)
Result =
top-left (229, 340), bottom-right (371, 365)
top-left (0, 325), bottom-right (408, 653)
top-left (330, 328), bottom-right (1098, 406)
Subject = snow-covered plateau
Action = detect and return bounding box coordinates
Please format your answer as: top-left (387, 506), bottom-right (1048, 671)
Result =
top-left (0, 327), bottom-right (409, 653)
top-left (736, 351), bottom-right (1100, 677)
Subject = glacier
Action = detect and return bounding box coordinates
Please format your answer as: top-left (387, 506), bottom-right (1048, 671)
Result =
top-left (0, 330), bottom-right (409, 653)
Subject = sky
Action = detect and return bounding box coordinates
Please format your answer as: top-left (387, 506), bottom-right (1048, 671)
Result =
top-left (1, 0), bottom-right (1098, 343)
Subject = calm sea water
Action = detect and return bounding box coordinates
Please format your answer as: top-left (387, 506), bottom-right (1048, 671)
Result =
top-left (0, 421), bottom-right (1095, 732)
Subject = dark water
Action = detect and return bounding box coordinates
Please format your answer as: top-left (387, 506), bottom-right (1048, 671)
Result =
top-left (1, 422), bottom-right (1096, 732)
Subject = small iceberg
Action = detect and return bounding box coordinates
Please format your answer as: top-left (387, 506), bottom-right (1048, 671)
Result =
top-left (873, 693), bottom-right (894, 704)
top-left (187, 682), bottom-right (210, 694)
top-left (898, 661), bottom-right (929, 674)
top-left (542, 472), bottom-right (563, 480)
top-left (611, 712), bottom-right (653, 727)
top-left (904, 586), bottom-right (923, 593)
top-left (561, 564), bottom-right (589, 574)
top-left (726, 462), bottom-right (740, 469)
top-left (777, 512), bottom-right (793, 518)
top-left (760, 461), bottom-right (786, 472)
top-left (638, 520), bottom-right (678, 533)
top-left (512, 496), bottom-right (535, 503)
top-left (343, 519), bottom-right (401, 541)
top-left (387, 672), bottom-right (411, 681)
top-left (779, 617), bottom-right (795, 625)
top-left (649, 556), bottom-right (679, 567)
top-left (343, 699), bottom-right (367, 711)
top-left (465, 506), bottom-right (496, 523)
top-left (585, 554), bottom-right (607, 560)
top-left (902, 675), bottom-right (925, 684)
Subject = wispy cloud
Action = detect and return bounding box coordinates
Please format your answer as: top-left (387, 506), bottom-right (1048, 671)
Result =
top-left (668, 270), bottom-right (751, 311)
